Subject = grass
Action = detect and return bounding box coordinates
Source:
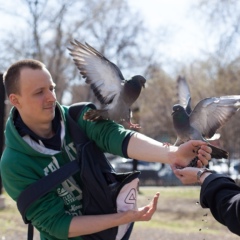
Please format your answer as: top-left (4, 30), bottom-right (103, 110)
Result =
top-left (0, 186), bottom-right (239, 240)
top-left (139, 185), bottom-right (200, 198)
top-left (133, 186), bottom-right (239, 239)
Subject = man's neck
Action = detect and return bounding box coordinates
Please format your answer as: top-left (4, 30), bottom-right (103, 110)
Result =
top-left (14, 107), bottom-right (62, 151)
top-left (33, 126), bottom-right (54, 139)
top-left (22, 120), bottom-right (54, 139)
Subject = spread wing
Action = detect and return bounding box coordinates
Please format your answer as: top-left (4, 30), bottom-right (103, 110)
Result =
top-left (190, 96), bottom-right (240, 138)
top-left (177, 76), bottom-right (191, 114)
top-left (68, 40), bottom-right (124, 109)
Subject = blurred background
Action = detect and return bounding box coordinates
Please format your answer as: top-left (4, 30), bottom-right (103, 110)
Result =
top-left (0, 0), bottom-right (240, 187)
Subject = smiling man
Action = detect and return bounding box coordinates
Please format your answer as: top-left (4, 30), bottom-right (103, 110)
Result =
top-left (0, 59), bottom-right (211, 240)
top-left (10, 66), bottom-right (56, 138)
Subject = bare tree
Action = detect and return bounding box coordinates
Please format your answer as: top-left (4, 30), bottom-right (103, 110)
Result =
top-left (136, 65), bottom-right (176, 141)
top-left (186, 1), bottom-right (240, 157)
top-left (180, 57), bottom-right (240, 158)
top-left (195, 0), bottom-right (240, 63)
top-left (0, 0), bottom-right (157, 105)
top-left (0, 0), bottom-right (183, 143)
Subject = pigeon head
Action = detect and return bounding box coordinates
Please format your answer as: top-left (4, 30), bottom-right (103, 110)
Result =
top-left (122, 75), bottom-right (146, 105)
top-left (172, 104), bottom-right (186, 115)
top-left (131, 75), bottom-right (146, 88)
top-left (172, 104), bottom-right (190, 131)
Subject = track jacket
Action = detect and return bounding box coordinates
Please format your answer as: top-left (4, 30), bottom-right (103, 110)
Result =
top-left (0, 102), bottom-right (133, 240)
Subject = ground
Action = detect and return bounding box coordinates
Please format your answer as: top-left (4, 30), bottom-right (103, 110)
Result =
top-left (0, 186), bottom-right (239, 240)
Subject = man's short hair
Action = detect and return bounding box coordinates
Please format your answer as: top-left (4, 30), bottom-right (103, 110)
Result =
top-left (3, 59), bottom-right (46, 96)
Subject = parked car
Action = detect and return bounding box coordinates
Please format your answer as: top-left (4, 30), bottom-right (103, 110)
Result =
top-left (157, 164), bottom-right (183, 186)
top-left (229, 159), bottom-right (240, 185)
top-left (208, 158), bottom-right (229, 174)
top-left (110, 157), bottom-right (161, 185)
top-left (110, 157), bottom-right (182, 186)
top-left (208, 158), bottom-right (240, 185)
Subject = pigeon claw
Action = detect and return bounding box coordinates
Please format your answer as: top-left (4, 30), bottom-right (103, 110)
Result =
top-left (162, 142), bottom-right (171, 147)
top-left (186, 157), bottom-right (199, 167)
top-left (129, 122), bottom-right (141, 129)
top-left (83, 109), bottom-right (106, 121)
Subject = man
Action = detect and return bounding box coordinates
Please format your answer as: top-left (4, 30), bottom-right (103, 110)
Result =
top-left (174, 166), bottom-right (240, 236)
top-left (0, 59), bottom-right (211, 240)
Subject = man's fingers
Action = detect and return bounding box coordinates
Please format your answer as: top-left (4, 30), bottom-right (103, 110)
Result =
top-left (191, 140), bottom-right (207, 148)
top-left (153, 192), bottom-right (160, 206)
top-left (196, 159), bottom-right (204, 168)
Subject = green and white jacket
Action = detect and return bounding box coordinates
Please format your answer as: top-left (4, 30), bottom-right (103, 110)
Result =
top-left (0, 102), bottom-right (132, 240)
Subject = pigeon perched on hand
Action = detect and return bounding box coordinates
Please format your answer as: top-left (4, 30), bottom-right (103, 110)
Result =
top-left (68, 39), bottom-right (146, 128)
top-left (172, 76), bottom-right (240, 161)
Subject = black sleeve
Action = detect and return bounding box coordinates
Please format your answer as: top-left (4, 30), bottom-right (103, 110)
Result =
top-left (121, 132), bottom-right (135, 158)
top-left (200, 174), bottom-right (240, 236)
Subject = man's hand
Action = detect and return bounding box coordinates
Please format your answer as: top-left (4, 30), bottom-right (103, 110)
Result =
top-left (69, 192), bottom-right (160, 237)
top-left (173, 140), bottom-right (212, 168)
top-left (127, 192), bottom-right (160, 222)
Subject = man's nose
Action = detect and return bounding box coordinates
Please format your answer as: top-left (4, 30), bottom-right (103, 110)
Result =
top-left (47, 90), bottom-right (56, 101)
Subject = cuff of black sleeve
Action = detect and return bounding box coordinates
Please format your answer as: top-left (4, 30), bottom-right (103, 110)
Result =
top-left (122, 132), bottom-right (135, 158)
top-left (200, 173), bottom-right (235, 208)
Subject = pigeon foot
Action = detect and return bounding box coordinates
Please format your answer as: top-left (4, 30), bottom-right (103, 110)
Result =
top-left (129, 122), bottom-right (141, 129)
top-left (83, 109), bottom-right (107, 121)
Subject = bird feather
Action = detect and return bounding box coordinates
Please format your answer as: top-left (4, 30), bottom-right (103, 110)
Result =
top-left (68, 39), bottom-right (146, 128)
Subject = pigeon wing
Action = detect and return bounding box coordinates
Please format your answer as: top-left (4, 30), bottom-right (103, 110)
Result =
top-left (190, 96), bottom-right (240, 138)
top-left (177, 76), bottom-right (192, 114)
top-left (68, 40), bottom-right (123, 108)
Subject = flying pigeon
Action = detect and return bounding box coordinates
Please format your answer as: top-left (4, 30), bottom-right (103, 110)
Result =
top-left (172, 76), bottom-right (240, 163)
top-left (68, 39), bottom-right (146, 128)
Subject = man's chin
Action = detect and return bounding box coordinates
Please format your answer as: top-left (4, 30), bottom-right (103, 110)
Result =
top-left (44, 112), bottom-right (55, 121)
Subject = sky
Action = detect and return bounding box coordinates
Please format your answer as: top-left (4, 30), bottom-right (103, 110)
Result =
top-left (0, 0), bottom-right (214, 73)
top-left (128, 0), bottom-right (214, 64)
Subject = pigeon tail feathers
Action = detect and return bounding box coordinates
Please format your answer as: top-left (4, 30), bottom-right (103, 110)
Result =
top-left (208, 144), bottom-right (229, 159)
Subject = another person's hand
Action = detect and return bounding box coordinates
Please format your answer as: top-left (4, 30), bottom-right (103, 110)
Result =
top-left (172, 167), bottom-right (212, 185)
top-left (172, 140), bottom-right (212, 168)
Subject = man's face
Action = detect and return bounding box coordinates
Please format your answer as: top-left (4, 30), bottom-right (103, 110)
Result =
top-left (11, 67), bottom-right (57, 126)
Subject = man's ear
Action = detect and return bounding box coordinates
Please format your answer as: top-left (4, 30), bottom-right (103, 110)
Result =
top-left (9, 94), bottom-right (20, 107)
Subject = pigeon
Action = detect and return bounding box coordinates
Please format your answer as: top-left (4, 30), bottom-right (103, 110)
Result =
top-left (172, 76), bottom-right (240, 163)
top-left (68, 39), bottom-right (146, 128)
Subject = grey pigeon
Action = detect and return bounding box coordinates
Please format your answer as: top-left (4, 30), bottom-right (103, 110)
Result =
top-left (172, 76), bottom-right (240, 161)
top-left (68, 40), bottom-right (146, 128)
